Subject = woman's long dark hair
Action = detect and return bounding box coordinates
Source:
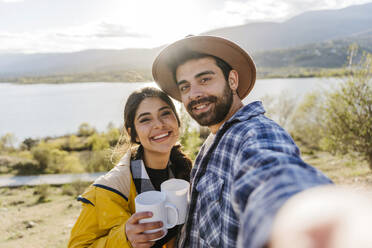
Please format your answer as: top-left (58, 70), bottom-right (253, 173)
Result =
top-left (120, 87), bottom-right (191, 181)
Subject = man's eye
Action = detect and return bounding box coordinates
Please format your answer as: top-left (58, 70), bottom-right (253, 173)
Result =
top-left (179, 85), bottom-right (189, 92)
top-left (201, 77), bottom-right (210, 83)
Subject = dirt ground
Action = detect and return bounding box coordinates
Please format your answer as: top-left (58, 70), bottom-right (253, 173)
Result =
top-left (0, 186), bottom-right (81, 248)
top-left (1, 153), bottom-right (371, 248)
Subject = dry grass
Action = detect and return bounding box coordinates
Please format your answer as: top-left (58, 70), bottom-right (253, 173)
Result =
top-left (0, 186), bottom-right (82, 248)
top-left (302, 152), bottom-right (372, 190)
top-left (0, 152), bottom-right (371, 248)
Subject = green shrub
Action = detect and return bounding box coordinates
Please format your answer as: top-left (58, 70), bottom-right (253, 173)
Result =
top-left (179, 107), bottom-right (203, 161)
top-left (290, 92), bottom-right (327, 150)
top-left (31, 142), bottom-right (84, 173)
top-left (88, 133), bottom-right (110, 151)
top-left (82, 150), bottom-right (113, 172)
top-left (21, 138), bottom-right (39, 150)
top-left (13, 159), bottom-right (41, 175)
top-left (105, 125), bottom-right (121, 146)
top-left (0, 133), bottom-right (16, 152)
top-left (60, 154), bottom-right (85, 173)
top-left (77, 123), bottom-right (96, 137)
top-left (62, 180), bottom-right (90, 197)
top-left (34, 184), bottom-right (50, 203)
top-left (321, 50), bottom-right (372, 169)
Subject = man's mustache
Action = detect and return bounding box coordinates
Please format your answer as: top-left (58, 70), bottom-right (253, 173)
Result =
top-left (187, 96), bottom-right (217, 111)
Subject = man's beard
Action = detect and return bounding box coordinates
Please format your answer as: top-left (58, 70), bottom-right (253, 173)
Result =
top-left (186, 83), bottom-right (233, 126)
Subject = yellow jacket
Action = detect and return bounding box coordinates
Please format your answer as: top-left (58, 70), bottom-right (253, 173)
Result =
top-left (68, 151), bottom-right (175, 248)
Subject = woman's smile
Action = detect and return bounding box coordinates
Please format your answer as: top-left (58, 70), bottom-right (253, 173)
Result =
top-left (150, 131), bottom-right (173, 142)
top-left (134, 97), bottom-right (179, 154)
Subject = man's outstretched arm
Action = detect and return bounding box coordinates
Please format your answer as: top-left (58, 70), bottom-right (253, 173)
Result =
top-left (231, 121), bottom-right (332, 248)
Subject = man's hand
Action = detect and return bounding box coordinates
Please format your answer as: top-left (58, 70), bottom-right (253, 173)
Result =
top-left (270, 185), bottom-right (372, 248)
top-left (125, 211), bottom-right (164, 248)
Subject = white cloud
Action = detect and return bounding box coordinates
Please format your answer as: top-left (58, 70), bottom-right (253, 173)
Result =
top-left (0, 21), bottom-right (162, 53)
top-left (207, 0), bottom-right (372, 25)
top-left (1, 0), bottom-right (24, 2)
top-left (1, 0), bottom-right (372, 53)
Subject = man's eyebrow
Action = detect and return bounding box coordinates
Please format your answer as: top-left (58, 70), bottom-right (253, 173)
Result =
top-left (176, 80), bottom-right (187, 86)
top-left (195, 70), bottom-right (215, 78)
top-left (176, 70), bottom-right (215, 86)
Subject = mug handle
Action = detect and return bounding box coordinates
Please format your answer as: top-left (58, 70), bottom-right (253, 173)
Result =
top-left (165, 202), bottom-right (179, 229)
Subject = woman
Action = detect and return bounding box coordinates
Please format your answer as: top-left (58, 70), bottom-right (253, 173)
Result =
top-left (68, 87), bottom-right (192, 248)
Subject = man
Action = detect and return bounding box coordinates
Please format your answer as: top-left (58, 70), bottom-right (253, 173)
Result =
top-left (151, 36), bottom-right (369, 248)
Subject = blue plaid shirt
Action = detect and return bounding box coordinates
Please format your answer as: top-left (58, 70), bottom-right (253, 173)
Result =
top-left (178, 101), bottom-right (332, 248)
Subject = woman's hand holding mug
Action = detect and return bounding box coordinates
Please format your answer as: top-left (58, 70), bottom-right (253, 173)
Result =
top-left (125, 211), bottom-right (164, 248)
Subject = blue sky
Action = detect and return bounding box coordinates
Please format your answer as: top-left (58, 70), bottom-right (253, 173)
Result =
top-left (1, 0), bottom-right (371, 53)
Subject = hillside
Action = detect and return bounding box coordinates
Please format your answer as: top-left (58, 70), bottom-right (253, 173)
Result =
top-left (203, 2), bottom-right (372, 52)
top-left (253, 35), bottom-right (372, 69)
top-left (2, 36), bottom-right (370, 83)
top-left (1, 3), bottom-right (372, 81)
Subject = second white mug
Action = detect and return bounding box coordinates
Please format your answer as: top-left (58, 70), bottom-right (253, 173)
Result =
top-left (161, 178), bottom-right (190, 225)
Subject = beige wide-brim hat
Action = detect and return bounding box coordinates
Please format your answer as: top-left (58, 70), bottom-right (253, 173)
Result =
top-left (152, 35), bottom-right (256, 101)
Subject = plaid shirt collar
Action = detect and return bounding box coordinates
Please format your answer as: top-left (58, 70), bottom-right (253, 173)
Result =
top-left (130, 159), bottom-right (175, 194)
top-left (223, 101), bottom-right (265, 126)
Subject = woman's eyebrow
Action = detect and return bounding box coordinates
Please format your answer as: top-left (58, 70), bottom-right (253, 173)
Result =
top-left (137, 112), bottom-right (150, 120)
top-left (159, 106), bottom-right (171, 111)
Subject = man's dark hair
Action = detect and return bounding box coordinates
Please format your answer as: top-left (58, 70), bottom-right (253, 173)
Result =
top-left (169, 50), bottom-right (232, 83)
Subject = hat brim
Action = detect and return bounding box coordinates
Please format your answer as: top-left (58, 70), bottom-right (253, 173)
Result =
top-left (152, 35), bottom-right (256, 101)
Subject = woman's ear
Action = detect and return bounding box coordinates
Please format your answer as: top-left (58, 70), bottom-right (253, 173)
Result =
top-left (228, 70), bottom-right (239, 91)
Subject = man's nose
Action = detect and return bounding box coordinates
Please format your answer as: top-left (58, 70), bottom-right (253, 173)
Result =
top-left (188, 83), bottom-right (203, 100)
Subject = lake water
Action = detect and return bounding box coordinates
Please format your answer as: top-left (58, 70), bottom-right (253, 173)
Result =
top-left (0, 78), bottom-right (342, 143)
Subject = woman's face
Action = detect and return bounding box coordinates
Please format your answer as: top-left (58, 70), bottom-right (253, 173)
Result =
top-left (133, 97), bottom-right (179, 154)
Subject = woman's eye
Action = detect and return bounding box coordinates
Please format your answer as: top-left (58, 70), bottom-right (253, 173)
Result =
top-left (161, 111), bottom-right (171, 116)
top-left (139, 118), bottom-right (150, 123)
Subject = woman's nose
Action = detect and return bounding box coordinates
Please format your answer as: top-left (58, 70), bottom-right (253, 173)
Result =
top-left (153, 118), bottom-right (165, 128)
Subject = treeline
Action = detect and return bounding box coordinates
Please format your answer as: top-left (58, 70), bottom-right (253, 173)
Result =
top-left (1, 66), bottom-right (359, 85)
top-left (0, 114), bottom-right (204, 175)
top-left (257, 67), bottom-right (357, 79)
top-left (1, 69), bottom-right (153, 84)
top-left (0, 123), bottom-right (121, 175)
top-left (254, 39), bottom-right (372, 69)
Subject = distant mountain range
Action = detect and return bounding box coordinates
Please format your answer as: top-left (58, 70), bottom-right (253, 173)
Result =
top-left (1, 2), bottom-right (372, 81)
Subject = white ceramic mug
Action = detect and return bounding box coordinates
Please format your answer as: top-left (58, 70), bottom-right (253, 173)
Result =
top-left (135, 191), bottom-right (179, 241)
top-left (161, 178), bottom-right (190, 225)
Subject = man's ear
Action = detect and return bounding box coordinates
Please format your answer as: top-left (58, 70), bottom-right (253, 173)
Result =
top-left (228, 70), bottom-right (239, 91)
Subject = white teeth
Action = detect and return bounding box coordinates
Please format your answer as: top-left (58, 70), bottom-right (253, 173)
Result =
top-left (153, 133), bottom-right (169, 140)
top-left (195, 105), bottom-right (207, 110)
